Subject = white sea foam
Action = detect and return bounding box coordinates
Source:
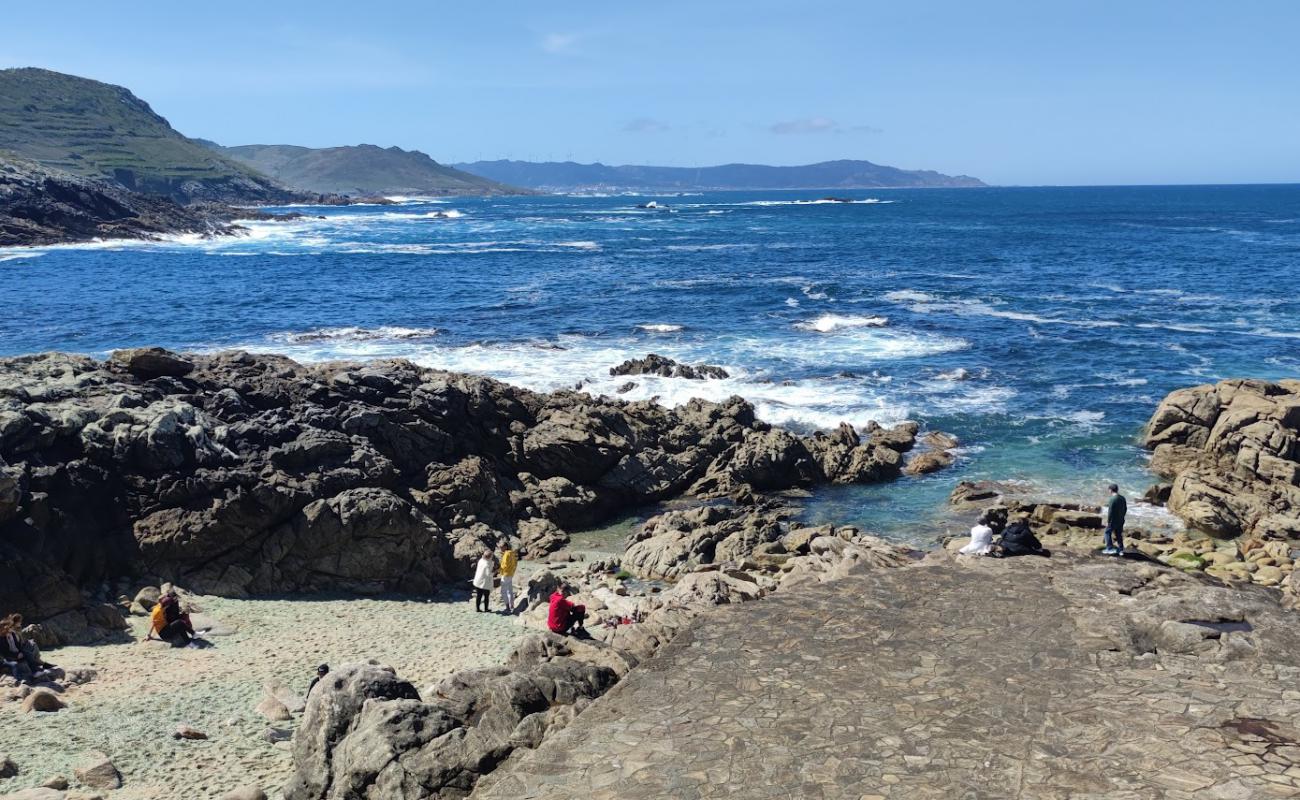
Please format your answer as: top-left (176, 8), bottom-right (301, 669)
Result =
top-left (230, 323), bottom-right (971, 431)
top-left (795, 314), bottom-right (889, 333)
top-left (637, 324), bottom-right (684, 333)
top-left (882, 290), bottom-right (935, 303)
top-left (0, 252), bottom-right (42, 262)
top-left (273, 326), bottom-right (441, 344)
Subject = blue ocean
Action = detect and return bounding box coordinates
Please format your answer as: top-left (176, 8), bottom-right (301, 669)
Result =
top-left (3, 186), bottom-right (1298, 543)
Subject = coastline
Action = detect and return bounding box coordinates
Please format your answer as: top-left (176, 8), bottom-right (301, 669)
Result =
top-left (1, 345), bottom-right (1298, 797)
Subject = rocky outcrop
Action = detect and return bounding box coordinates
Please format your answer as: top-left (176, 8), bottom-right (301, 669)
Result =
top-left (283, 646), bottom-right (621, 800)
top-left (1144, 379), bottom-right (1300, 540)
top-left (608, 354), bottom-right (729, 380)
top-left (284, 502), bottom-right (924, 800)
top-left (0, 156), bottom-right (248, 247)
top-left (0, 350), bottom-right (926, 637)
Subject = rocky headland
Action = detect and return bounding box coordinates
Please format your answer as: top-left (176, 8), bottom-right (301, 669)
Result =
top-left (0, 348), bottom-right (934, 646)
top-left (0, 157), bottom-right (248, 247)
top-left (6, 363), bottom-right (1300, 799)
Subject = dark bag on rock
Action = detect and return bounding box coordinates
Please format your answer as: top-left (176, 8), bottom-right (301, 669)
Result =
top-left (995, 521), bottom-right (1050, 558)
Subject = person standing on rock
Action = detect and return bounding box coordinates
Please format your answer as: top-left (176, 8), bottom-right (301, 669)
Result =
top-left (1102, 483), bottom-right (1128, 556)
top-left (498, 540), bottom-right (518, 615)
top-left (472, 550), bottom-right (495, 612)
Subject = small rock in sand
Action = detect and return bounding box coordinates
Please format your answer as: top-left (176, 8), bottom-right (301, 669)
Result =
top-left (21, 689), bottom-right (65, 713)
top-left (221, 786), bottom-right (268, 800)
top-left (73, 751), bottom-right (122, 790)
top-left (3, 789), bottom-right (66, 800)
top-left (41, 776), bottom-right (69, 790)
top-left (255, 695), bottom-right (292, 722)
top-left (263, 679), bottom-right (305, 714)
top-left (262, 727), bottom-right (293, 744)
top-left (174, 724), bottom-right (208, 740)
top-left (0, 754), bottom-right (17, 777)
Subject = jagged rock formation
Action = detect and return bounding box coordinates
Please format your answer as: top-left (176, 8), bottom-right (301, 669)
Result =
top-left (0, 349), bottom-right (928, 642)
top-left (0, 156), bottom-right (245, 246)
top-left (1144, 378), bottom-right (1300, 540)
top-left (608, 354), bottom-right (729, 380)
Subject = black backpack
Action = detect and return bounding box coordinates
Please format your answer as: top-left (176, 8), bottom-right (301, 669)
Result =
top-left (996, 521), bottom-right (1049, 557)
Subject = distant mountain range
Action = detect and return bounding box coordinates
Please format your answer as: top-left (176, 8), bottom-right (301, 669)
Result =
top-left (453, 159), bottom-right (986, 192)
top-left (210, 143), bottom-right (521, 197)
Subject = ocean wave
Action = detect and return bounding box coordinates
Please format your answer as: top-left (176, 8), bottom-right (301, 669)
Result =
top-left (636, 324), bottom-right (684, 333)
top-left (795, 314), bottom-right (889, 333)
top-left (706, 198), bottom-right (895, 207)
top-left (273, 326), bottom-right (441, 344)
top-left (882, 290), bottom-right (935, 303)
top-left (0, 252), bottom-right (43, 262)
top-left (229, 328), bottom-right (970, 431)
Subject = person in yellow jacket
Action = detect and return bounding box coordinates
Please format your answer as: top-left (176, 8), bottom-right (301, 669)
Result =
top-left (497, 540), bottom-right (518, 615)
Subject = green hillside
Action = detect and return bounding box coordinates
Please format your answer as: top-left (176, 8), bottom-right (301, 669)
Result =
top-left (0, 68), bottom-right (294, 203)
top-left (218, 143), bottom-right (522, 196)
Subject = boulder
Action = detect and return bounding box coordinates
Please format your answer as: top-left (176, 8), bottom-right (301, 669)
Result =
top-left (109, 347), bottom-right (194, 378)
top-left (903, 449), bottom-right (954, 476)
top-left (254, 695), bottom-right (291, 722)
top-left (1144, 379), bottom-right (1300, 539)
top-left (623, 505), bottom-right (786, 578)
top-left (21, 689), bottom-right (64, 713)
top-left (220, 788), bottom-right (267, 800)
top-left (72, 752), bottom-right (121, 790)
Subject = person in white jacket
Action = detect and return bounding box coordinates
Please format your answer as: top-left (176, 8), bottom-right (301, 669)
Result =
top-left (472, 550), bottom-right (495, 612)
top-left (959, 515), bottom-right (995, 556)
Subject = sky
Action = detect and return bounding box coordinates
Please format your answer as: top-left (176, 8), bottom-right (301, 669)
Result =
top-left (3, 1), bottom-right (1298, 186)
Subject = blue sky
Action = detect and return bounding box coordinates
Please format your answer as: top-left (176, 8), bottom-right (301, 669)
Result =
top-left (3, 1), bottom-right (1298, 185)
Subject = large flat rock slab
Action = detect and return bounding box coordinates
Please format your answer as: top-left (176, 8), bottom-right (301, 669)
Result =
top-left (477, 554), bottom-right (1300, 799)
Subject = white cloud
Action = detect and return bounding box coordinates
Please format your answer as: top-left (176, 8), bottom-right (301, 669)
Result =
top-left (541, 33), bottom-right (580, 54)
top-left (622, 117), bottom-right (670, 133)
top-left (769, 117), bottom-right (882, 135)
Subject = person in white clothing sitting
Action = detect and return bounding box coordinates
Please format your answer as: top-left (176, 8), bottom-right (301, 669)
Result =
top-left (959, 514), bottom-right (995, 556)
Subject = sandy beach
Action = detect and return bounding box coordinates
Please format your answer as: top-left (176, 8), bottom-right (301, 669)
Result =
top-left (2, 587), bottom-right (529, 799)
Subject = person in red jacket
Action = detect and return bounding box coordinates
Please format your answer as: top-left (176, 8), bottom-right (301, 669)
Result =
top-left (547, 585), bottom-right (586, 635)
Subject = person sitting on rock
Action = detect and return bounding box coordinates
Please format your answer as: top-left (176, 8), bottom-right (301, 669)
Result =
top-left (153, 589), bottom-right (198, 647)
top-left (498, 540), bottom-right (518, 615)
top-left (472, 549), bottom-right (495, 613)
top-left (547, 584), bottom-right (587, 636)
top-left (1102, 483), bottom-right (1128, 556)
top-left (959, 514), bottom-right (996, 556)
top-left (0, 614), bottom-right (54, 682)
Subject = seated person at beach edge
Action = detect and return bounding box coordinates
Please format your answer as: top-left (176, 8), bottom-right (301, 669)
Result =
top-left (547, 584), bottom-right (587, 636)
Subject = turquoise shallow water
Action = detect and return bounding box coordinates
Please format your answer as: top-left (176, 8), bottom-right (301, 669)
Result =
top-left (3, 185), bottom-right (1298, 544)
